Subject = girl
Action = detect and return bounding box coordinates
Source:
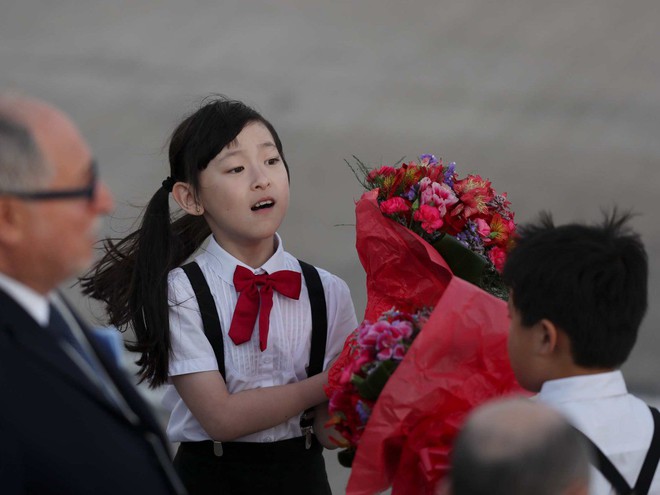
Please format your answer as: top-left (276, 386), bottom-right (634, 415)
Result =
top-left (83, 96), bottom-right (358, 495)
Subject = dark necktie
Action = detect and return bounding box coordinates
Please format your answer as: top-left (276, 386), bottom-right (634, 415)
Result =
top-left (229, 266), bottom-right (302, 351)
top-left (47, 304), bottom-right (106, 382)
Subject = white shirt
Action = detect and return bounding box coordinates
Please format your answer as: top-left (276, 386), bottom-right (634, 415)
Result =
top-left (537, 371), bottom-right (660, 495)
top-left (162, 234), bottom-right (358, 443)
top-left (0, 272), bottom-right (49, 326)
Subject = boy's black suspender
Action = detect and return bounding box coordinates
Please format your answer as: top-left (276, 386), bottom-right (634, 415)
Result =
top-left (180, 260), bottom-right (328, 448)
top-left (574, 406), bottom-right (660, 495)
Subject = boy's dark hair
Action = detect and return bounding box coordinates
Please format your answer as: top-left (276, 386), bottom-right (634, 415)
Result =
top-left (81, 95), bottom-right (287, 386)
top-left (502, 210), bottom-right (648, 369)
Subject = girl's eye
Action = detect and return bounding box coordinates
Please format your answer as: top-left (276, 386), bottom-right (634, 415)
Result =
top-left (228, 166), bottom-right (244, 174)
top-left (267, 157), bottom-right (281, 166)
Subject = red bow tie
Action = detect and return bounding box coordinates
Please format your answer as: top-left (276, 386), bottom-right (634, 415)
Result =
top-left (229, 265), bottom-right (302, 351)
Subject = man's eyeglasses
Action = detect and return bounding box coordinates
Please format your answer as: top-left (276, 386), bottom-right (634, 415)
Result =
top-left (0, 161), bottom-right (98, 201)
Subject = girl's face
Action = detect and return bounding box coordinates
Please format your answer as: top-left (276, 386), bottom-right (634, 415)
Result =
top-left (197, 121), bottom-right (289, 261)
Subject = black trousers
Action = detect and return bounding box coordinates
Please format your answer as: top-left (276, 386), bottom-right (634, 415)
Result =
top-left (173, 436), bottom-right (332, 495)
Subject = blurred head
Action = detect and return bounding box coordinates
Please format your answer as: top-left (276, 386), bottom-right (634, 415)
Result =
top-left (0, 93), bottom-right (114, 293)
top-left (446, 398), bottom-right (590, 495)
top-left (502, 211), bottom-right (648, 376)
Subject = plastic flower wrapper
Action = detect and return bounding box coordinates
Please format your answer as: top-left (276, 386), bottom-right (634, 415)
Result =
top-left (345, 276), bottom-right (527, 495)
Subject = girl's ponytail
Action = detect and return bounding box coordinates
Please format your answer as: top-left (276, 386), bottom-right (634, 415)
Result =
top-left (81, 186), bottom-right (210, 387)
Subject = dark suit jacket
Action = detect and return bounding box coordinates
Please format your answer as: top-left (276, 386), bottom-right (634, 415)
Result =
top-left (0, 288), bottom-right (186, 494)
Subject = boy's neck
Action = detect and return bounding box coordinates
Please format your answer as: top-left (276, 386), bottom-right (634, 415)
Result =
top-left (546, 363), bottom-right (616, 383)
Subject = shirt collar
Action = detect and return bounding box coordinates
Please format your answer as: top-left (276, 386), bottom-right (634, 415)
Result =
top-left (0, 272), bottom-right (51, 326)
top-left (537, 370), bottom-right (627, 405)
top-left (204, 233), bottom-right (290, 284)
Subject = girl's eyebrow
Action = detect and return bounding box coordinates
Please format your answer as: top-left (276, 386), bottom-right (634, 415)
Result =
top-left (218, 141), bottom-right (277, 161)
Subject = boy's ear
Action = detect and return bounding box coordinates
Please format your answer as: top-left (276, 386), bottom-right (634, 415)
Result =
top-left (172, 182), bottom-right (204, 216)
top-left (536, 318), bottom-right (559, 355)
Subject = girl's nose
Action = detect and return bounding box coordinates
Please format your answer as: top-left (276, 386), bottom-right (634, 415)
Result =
top-left (252, 167), bottom-right (271, 190)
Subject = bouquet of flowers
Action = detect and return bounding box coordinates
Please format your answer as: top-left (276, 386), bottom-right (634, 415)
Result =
top-left (351, 153), bottom-right (515, 299)
top-left (325, 154), bottom-right (527, 494)
top-left (325, 308), bottom-right (431, 466)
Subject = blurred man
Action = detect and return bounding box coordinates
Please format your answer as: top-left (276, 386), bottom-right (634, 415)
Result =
top-left (444, 398), bottom-right (590, 495)
top-left (0, 93), bottom-right (185, 494)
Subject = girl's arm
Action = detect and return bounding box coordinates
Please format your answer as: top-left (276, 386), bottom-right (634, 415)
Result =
top-left (172, 370), bottom-right (328, 442)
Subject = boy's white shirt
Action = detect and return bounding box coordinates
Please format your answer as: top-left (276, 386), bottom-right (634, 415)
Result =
top-left (536, 370), bottom-right (660, 495)
top-left (162, 233), bottom-right (358, 443)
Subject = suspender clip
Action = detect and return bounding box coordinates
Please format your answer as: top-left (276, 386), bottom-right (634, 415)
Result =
top-left (213, 441), bottom-right (223, 457)
top-left (302, 426), bottom-right (313, 449)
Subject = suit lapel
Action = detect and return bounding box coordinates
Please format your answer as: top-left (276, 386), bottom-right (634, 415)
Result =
top-left (0, 290), bottom-right (131, 422)
top-left (58, 296), bottom-right (171, 447)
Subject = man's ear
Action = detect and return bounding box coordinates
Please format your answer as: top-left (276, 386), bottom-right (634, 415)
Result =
top-left (0, 198), bottom-right (25, 245)
top-left (171, 182), bottom-right (204, 216)
top-left (536, 318), bottom-right (559, 355)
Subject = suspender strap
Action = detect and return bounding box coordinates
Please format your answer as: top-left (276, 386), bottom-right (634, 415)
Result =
top-left (576, 406), bottom-right (660, 495)
top-left (181, 262), bottom-right (226, 382)
top-left (635, 406), bottom-right (660, 494)
top-left (296, 260), bottom-right (328, 448)
top-left (579, 431), bottom-right (632, 495)
top-left (298, 260), bottom-right (328, 378)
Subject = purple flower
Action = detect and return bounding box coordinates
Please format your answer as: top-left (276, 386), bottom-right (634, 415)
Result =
top-left (443, 162), bottom-right (456, 188)
top-left (419, 154), bottom-right (439, 167)
top-left (403, 184), bottom-right (419, 201)
top-left (456, 220), bottom-right (485, 254)
top-left (356, 400), bottom-right (372, 425)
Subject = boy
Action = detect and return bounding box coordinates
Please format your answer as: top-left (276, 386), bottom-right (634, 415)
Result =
top-left (502, 211), bottom-right (660, 495)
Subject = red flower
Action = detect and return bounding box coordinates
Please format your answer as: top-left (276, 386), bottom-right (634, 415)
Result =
top-left (413, 205), bottom-right (444, 233)
top-left (488, 246), bottom-right (507, 272)
top-left (380, 197), bottom-right (410, 215)
top-left (452, 175), bottom-right (494, 219)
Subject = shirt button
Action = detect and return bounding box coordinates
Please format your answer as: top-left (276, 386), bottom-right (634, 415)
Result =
top-left (263, 357), bottom-right (271, 364)
top-left (264, 436), bottom-right (273, 442)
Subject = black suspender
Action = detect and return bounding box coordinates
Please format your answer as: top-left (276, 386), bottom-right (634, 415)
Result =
top-left (297, 260), bottom-right (328, 448)
top-left (180, 260), bottom-right (328, 447)
top-left (298, 260), bottom-right (328, 378)
top-left (575, 406), bottom-right (660, 495)
top-left (181, 262), bottom-right (226, 381)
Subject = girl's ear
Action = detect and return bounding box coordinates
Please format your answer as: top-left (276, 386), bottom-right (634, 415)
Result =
top-left (537, 319), bottom-right (559, 355)
top-left (172, 182), bottom-right (204, 216)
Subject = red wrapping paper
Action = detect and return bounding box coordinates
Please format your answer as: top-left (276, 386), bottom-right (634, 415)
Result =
top-left (337, 190), bottom-right (527, 494)
top-left (346, 276), bottom-right (526, 494)
top-left (356, 190), bottom-right (453, 321)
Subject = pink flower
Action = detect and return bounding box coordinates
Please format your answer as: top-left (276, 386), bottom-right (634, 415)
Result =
top-left (419, 178), bottom-right (458, 216)
top-left (488, 246), bottom-right (507, 273)
top-left (414, 205), bottom-right (444, 234)
top-left (476, 218), bottom-right (491, 238)
top-left (380, 197), bottom-right (410, 215)
top-left (392, 344), bottom-right (407, 360)
top-left (390, 320), bottom-right (414, 340)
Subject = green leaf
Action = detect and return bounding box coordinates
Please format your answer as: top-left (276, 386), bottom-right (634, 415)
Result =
top-left (433, 234), bottom-right (487, 285)
top-left (352, 359), bottom-right (400, 401)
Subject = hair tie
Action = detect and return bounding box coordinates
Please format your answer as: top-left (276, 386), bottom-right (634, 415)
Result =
top-left (161, 176), bottom-right (175, 193)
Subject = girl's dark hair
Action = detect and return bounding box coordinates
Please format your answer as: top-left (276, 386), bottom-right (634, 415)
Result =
top-left (81, 96), bottom-right (288, 387)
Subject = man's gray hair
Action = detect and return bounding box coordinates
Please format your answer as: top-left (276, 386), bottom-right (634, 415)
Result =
top-left (449, 398), bottom-right (591, 495)
top-left (0, 114), bottom-right (49, 192)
